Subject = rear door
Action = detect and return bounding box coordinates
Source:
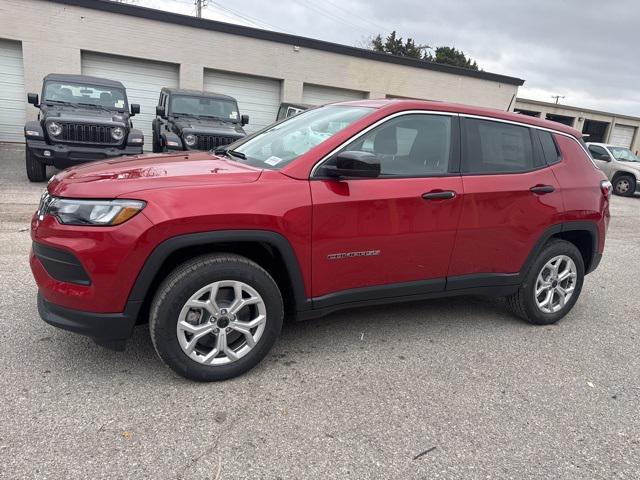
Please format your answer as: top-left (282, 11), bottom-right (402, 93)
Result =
top-left (310, 112), bottom-right (463, 299)
top-left (447, 117), bottom-right (564, 282)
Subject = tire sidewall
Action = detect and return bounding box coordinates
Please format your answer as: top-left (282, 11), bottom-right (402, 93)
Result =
top-left (25, 147), bottom-right (47, 182)
top-left (151, 257), bottom-right (283, 381)
top-left (522, 241), bottom-right (585, 324)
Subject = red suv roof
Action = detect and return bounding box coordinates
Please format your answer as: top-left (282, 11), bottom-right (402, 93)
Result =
top-left (339, 99), bottom-right (583, 138)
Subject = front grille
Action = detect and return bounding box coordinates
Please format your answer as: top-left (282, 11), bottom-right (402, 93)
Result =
top-left (196, 135), bottom-right (239, 151)
top-left (58, 123), bottom-right (121, 145)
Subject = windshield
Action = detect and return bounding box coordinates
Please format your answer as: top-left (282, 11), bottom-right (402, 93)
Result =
top-left (171, 95), bottom-right (239, 122)
top-left (228, 105), bottom-right (373, 169)
top-left (43, 81), bottom-right (127, 110)
top-left (609, 146), bottom-right (639, 162)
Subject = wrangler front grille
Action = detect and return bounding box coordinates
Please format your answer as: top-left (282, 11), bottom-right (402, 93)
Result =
top-left (196, 135), bottom-right (239, 151)
top-left (58, 123), bottom-right (121, 145)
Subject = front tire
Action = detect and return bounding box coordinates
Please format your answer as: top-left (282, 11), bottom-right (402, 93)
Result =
top-left (507, 239), bottom-right (584, 325)
top-left (613, 175), bottom-right (635, 197)
top-left (25, 147), bottom-right (47, 182)
top-left (149, 254), bottom-right (284, 381)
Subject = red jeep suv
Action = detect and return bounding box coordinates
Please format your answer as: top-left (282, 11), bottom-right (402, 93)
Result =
top-left (31, 100), bottom-right (611, 381)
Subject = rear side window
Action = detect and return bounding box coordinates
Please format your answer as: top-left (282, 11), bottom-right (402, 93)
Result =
top-left (462, 118), bottom-right (543, 173)
top-left (538, 130), bottom-right (561, 164)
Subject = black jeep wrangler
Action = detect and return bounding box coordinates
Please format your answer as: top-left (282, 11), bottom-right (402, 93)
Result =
top-left (24, 74), bottom-right (143, 182)
top-left (153, 88), bottom-right (248, 152)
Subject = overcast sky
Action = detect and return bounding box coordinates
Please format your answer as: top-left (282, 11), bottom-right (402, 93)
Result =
top-left (139, 0), bottom-right (640, 116)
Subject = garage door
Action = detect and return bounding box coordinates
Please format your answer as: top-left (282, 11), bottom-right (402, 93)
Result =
top-left (609, 124), bottom-right (636, 148)
top-left (0, 39), bottom-right (26, 143)
top-left (302, 84), bottom-right (366, 106)
top-left (82, 52), bottom-right (179, 150)
top-left (204, 70), bottom-right (281, 134)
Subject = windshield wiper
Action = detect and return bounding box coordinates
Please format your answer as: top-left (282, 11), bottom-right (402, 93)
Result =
top-left (44, 100), bottom-right (69, 106)
top-left (76, 102), bottom-right (116, 112)
top-left (227, 149), bottom-right (246, 160)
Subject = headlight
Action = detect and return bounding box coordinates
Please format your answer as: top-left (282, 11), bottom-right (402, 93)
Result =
top-left (184, 134), bottom-right (197, 147)
top-left (47, 122), bottom-right (62, 137)
top-left (111, 127), bottom-right (125, 141)
top-left (41, 196), bottom-right (146, 226)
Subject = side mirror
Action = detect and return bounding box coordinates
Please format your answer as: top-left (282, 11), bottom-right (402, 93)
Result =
top-left (156, 105), bottom-right (166, 118)
top-left (241, 114), bottom-right (249, 126)
top-left (322, 151), bottom-right (381, 179)
top-left (27, 93), bottom-right (39, 106)
top-left (130, 104), bottom-right (140, 116)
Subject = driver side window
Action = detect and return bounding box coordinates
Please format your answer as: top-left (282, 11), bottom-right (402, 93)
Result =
top-left (588, 145), bottom-right (609, 161)
top-left (334, 114), bottom-right (453, 177)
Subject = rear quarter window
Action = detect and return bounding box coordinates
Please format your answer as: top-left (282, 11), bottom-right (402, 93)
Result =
top-left (538, 130), bottom-right (561, 164)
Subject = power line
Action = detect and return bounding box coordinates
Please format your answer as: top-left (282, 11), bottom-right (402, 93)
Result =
top-left (320, 0), bottom-right (389, 34)
top-left (211, 2), bottom-right (287, 32)
top-left (298, 0), bottom-right (377, 36)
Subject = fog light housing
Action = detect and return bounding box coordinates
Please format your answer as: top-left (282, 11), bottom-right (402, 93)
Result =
top-left (43, 150), bottom-right (52, 158)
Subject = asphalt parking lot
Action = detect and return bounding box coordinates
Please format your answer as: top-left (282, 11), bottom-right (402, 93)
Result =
top-left (0, 142), bottom-right (639, 479)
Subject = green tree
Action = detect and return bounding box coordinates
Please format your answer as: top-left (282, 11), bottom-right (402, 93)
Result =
top-left (371, 31), bottom-right (427, 60)
top-left (426, 46), bottom-right (479, 70)
top-left (369, 32), bottom-right (479, 71)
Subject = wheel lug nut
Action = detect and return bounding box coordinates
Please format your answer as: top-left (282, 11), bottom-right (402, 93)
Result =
top-left (213, 328), bottom-right (219, 333)
top-left (226, 327), bottom-right (231, 333)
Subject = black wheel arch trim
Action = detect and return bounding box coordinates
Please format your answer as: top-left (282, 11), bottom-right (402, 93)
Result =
top-left (521, 221), bottom-right (600, 277)
top-left (126, 230), bottom-right (310, 317)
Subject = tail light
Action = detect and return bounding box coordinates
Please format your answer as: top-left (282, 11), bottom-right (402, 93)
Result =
top-left (600, 180), bottom-right (613, 198)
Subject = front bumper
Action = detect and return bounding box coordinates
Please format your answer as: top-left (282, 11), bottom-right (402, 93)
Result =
top-left (26, 139), bottom-right (143, 169)
top-left (37, 292), bottom-right (140, 351)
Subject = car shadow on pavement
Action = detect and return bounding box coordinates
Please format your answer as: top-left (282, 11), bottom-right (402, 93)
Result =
top-left (52, 294), bottom-right (523, 382)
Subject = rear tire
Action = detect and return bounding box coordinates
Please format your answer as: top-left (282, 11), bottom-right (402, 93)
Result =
top-left (25, 147), bottom-right (47, 182)
top-left (507, 239), bottom-right (584, 325)
top-left (149, 254), bottom-right (284, 381)
top-left (613, 175), bottom-right (635, 197)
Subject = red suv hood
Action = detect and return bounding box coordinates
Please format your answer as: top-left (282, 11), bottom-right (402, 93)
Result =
top-left (47, 152), bottom-right (263, 198)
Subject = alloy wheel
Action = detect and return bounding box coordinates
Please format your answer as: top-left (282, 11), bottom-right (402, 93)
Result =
top-left (176, 280), bottom-right (266, 365)
top-left (534, 255), bottom-right (577, 314)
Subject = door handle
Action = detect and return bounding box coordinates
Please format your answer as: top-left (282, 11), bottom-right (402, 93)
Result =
top-left (422, 190), bottom-right (456, 200)
top-left (530, 185), bottom-right (555, 194)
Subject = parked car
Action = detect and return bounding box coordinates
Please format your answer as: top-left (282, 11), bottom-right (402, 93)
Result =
top-left (276, 102), bottom-right (312, 121)
top-left (32, 100), bottom-right (611, 381)
top-left (586, 142), bottom-right (640, 196)
top-left (24, 74), bottom-right (143, 182)
top-left (152, 88), bottom-right (248, 153)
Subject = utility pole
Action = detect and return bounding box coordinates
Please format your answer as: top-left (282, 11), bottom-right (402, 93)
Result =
top-left (551, 95), bottom-right (565, 105)
top-left (195, 0), bottom-right (207, 18)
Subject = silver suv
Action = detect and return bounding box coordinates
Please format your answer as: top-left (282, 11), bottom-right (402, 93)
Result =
top-left (587, 142), bottom-right (640, 197)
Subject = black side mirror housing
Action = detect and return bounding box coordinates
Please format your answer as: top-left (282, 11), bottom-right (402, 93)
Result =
top-left (156, 105), bottom-right (166, 118)
top-left (27, 93), bottom-right (39, 106)
top-left (130, 104), bottom-right (140, 116)
top-left (241, 114), bottom-right (249, 126)
top-left (323, 151), bottom-right (381, 179)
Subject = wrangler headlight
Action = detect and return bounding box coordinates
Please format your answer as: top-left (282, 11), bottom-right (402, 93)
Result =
top-left (111, 127), bottom-right (125, 141)
top-left (47, 122), bottom-right (62, 137)
top-left (42, 197), bottom-right (146, 226)
top-left (184, 134), bottom-right (197, 147)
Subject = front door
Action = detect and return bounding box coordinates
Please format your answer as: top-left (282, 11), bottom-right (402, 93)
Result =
top-left (310, 113), bottom-right (463, 300)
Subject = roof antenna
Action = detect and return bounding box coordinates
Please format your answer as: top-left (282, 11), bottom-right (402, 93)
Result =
top-left (506, 93), bottom-right (515, 111)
